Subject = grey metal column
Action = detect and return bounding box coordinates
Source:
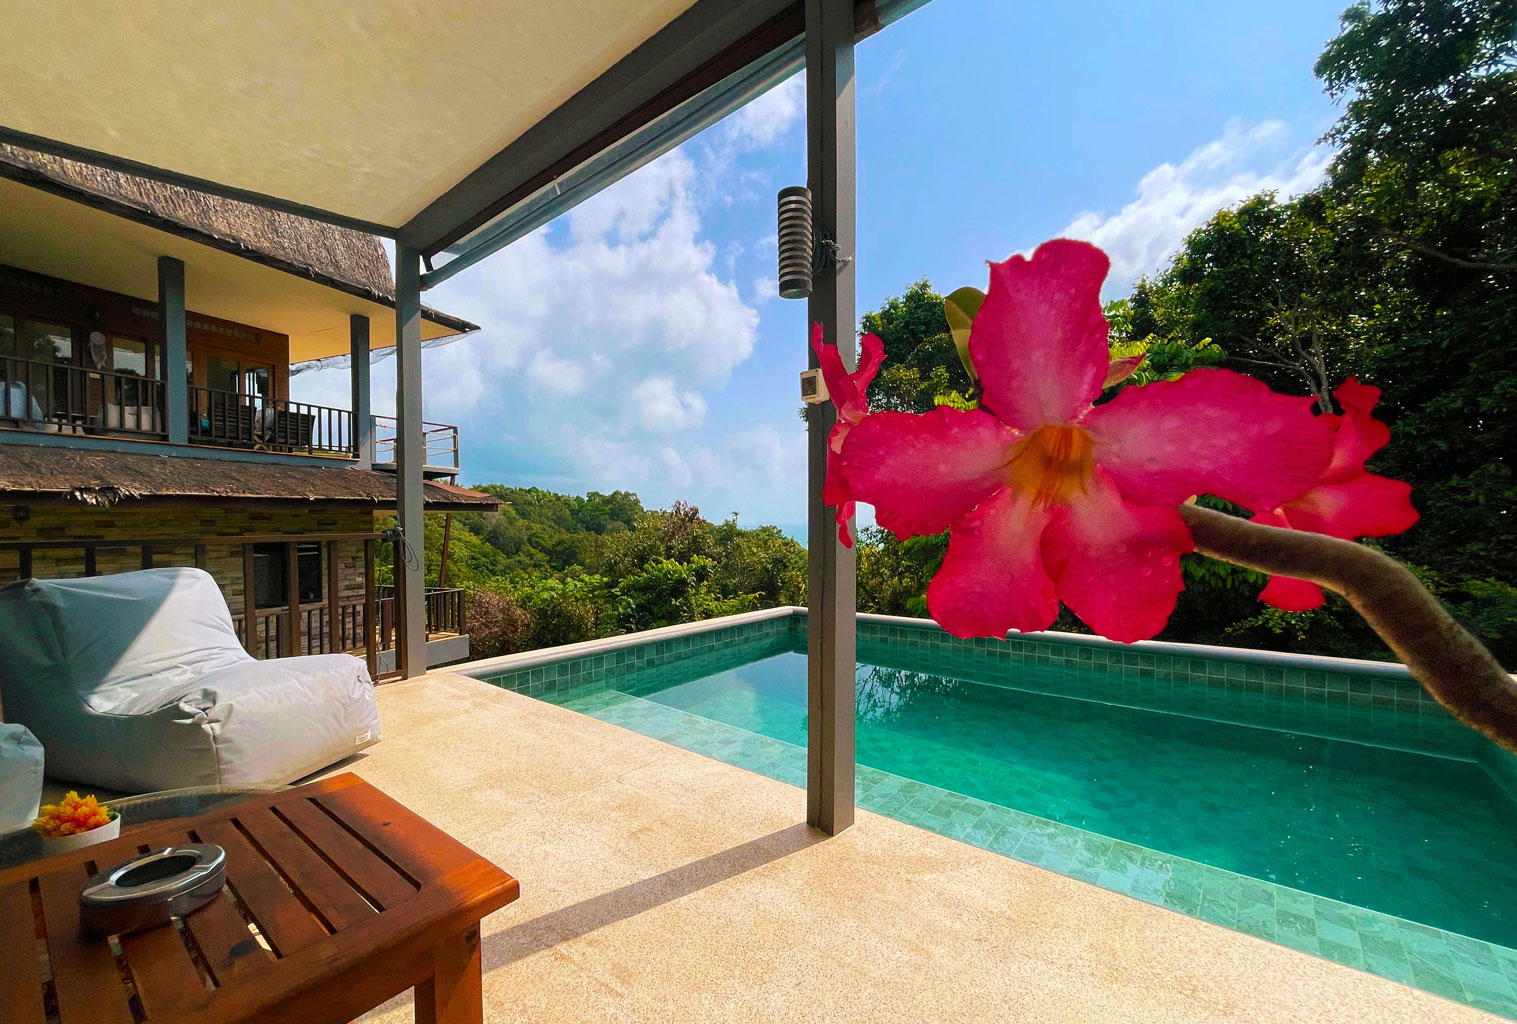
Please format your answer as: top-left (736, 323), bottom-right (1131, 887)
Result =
top-left (350, 314), bottom-right (373, 468)
top-left (395, 245), bottom-right (428, 678)
top-left (805, 0), bottom-right (857, 836)
top-left (158, 256), bottom-right (188, 444)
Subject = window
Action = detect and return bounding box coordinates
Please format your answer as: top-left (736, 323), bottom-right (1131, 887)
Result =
top-left (21, 320), bottom-right (72, 363)
top-left (206, 355), bottom-right (239, 394)
top-left (244, 365), bottom-right (271, 399)
top-left (111, 337), bottom-right (153, 378)
top-left (0, 314), bottom-right (14, 357)
top-left (252, 543), bottom-right (323, 608)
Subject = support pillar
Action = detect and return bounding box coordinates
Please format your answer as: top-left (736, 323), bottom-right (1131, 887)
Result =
top-left (158, 256), bottom-right (188, 444)
top-left (805, 0), bottom-right (857, 836)
top-left (395, 245), bottom-right (428, 678)
top-left (350, 314), bottom-right (373, 468)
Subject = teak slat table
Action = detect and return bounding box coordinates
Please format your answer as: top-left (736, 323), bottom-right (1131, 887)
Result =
top-left (0, 773), bottom-right (519, 1024)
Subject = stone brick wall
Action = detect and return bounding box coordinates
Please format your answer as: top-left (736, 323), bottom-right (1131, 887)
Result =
top-left (0, 501), bottom-right (378, 656)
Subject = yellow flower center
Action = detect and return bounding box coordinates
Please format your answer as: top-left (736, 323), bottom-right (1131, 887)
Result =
top-left (1008, 424), bottom-right (1095, 508)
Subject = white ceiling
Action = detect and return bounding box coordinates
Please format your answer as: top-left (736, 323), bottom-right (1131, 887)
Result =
top-left (2, 0), bottom-right (698, 227)
top-left (0, 178), bottom-right (463, 360)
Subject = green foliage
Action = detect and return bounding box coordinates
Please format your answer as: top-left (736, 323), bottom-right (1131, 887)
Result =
top-left (379, 488), bottom-right (808, 656)
top-left (860, 279), bottom-right (973, 412)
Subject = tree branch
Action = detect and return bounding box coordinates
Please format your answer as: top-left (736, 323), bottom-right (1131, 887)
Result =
top-left (1381, 233), bottom-right (1517, 271)
top-left (1178, 503), bottom-right (1517, 753)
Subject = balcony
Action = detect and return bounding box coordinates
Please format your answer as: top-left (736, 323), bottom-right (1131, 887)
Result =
top-left (372, 413), bottom-right (461, 479)
top-left (1, 353), bottom-right (459, 474)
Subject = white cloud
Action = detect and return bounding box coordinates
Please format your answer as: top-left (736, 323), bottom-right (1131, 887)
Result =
top-left (1057, 120), bottom-right (1333, 296)
top-left (722, 75), bottom-right (804, 151)
top-left (631, 376), bottom-right (707, 433)
top-left (291, 109), bottom-right (806, 520)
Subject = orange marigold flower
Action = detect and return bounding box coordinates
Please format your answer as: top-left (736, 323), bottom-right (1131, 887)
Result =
top-left (33, 791), bottom-right (114, 838)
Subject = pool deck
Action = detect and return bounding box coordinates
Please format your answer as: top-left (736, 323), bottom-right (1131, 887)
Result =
top-left (335, 670), bottom-right (1499, 1023)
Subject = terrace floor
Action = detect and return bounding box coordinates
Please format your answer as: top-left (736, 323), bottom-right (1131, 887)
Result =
top-left (330, 670), bottom-right (1498, 1023)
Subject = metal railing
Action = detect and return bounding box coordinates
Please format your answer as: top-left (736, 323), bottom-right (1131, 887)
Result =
top-left (372, 415), bottom-right (460, 475)
top-left (376, 585), bottom-right (468, 646)
top-left (1, 355), bottom-right (167, 438)
top-left (189, 386), bottom-right (356, 456)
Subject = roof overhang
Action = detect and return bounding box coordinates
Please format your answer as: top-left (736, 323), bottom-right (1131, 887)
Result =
top-left (0, 444), bottom-right (501, 512)
top-left (0, 0), bottom-right (929, 290)
top-left (0, 175), bottom-right (471, 361)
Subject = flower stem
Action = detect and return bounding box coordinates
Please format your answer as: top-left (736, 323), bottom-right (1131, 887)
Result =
top-left (1178, 503), bottom-right (1517, 754)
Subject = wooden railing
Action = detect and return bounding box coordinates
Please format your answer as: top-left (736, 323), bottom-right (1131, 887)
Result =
top-left (372, 415), bottom-right (460, 476)
top-left (189, 386), bottom-right (356, 457)
top-left (375, 585), bottom-right (467, 649)
top-left (0, 531), bottom-right (391, 679)
top-left (1, 354), bottom-right (167, 438)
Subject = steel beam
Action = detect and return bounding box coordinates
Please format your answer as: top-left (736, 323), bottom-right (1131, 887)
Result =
top-left (394, 244), bottom-right (428, 678)
top-left (157, 256), bottom-right (188, 444)
top-left (400, 0), bottom-right (797, 256)
top-left (805, 0), bottom-right (857, 836)
top-left (350, 314), bottom-right (373, 468)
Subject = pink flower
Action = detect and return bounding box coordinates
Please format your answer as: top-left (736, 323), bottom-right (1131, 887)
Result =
top-left (1250, 377), bottom-right (1419, 611)
top-left (839, 239), bottom-right (1335, 642)
top-left (812, 323), bottom-right (885, 547)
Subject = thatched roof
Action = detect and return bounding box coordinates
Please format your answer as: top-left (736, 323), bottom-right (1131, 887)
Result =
top-left (0, 444), bottom-right (499, 511)
top-left (0, 144), bottom-right (476, 335)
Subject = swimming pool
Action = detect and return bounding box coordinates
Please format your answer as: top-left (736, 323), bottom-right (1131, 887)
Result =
top-left (470, 609), bottom-right (1517, 1016)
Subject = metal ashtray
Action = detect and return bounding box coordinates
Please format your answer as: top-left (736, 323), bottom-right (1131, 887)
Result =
top-left (79, 843), bottom-right (227, 939)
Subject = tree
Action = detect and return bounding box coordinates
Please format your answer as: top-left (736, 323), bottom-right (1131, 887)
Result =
top-left (860, 279), bottom-right (972, 412)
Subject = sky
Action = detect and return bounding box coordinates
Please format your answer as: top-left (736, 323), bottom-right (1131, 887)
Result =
top-left (292, 0), bottom-right (1350, 538)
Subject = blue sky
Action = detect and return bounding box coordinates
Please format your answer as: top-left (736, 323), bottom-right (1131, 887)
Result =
top-left (294, 0), bottom-right (1349, 536)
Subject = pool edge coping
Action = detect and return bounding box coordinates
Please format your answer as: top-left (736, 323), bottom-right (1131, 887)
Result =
top-left (453, 605), bottom-right (1468, 683)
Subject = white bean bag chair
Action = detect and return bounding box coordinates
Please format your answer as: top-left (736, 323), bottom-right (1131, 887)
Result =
top-left (0, 568), bottom-right (380, 793)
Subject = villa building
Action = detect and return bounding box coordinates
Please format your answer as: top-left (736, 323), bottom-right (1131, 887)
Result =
top-left (0, 145), bottom-right (498, 675)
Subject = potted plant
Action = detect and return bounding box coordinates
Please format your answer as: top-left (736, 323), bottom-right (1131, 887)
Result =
top-left (33, 791), bottom-right (120, 853)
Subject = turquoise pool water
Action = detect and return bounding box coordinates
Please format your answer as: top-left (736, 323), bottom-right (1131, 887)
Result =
top-left (582, 649), bottom-right (1517, 951)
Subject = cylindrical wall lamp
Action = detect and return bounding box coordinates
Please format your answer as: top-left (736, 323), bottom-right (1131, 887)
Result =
top-left (777, 186), bottom-right (815, 299)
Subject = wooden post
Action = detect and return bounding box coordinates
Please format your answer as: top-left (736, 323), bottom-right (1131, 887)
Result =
top-left (326, 539), bottom-right (341, 656)
top-left (141, 544), bottom-right (154, 570)
top-left (395, 244), bottom-right (428, 678)
top-left (438, 513), bottom-right (453, 589)
top-left (243, 543), bottom-right (257, 654)
top-left (284, 542), bottom-right (302, 658)
top-left (194, 544), bottom-right (208, 571)
top-left (158, 256), bottom-right (188, 444)
top-left (82, 546), bottom-right (96, 577)
top-left (351, 314), bottom-right (373, 468)
top-left (804, 0), bottom-right (858, 836)
top-left (364, 538), bottom-right (379, 679)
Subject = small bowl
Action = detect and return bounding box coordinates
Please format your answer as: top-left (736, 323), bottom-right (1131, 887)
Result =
top-left (39, 812), bottom-right (120, 854)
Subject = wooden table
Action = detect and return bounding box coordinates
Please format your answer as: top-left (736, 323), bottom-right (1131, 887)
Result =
top-left (0, 773), bottom-right (519, 1024)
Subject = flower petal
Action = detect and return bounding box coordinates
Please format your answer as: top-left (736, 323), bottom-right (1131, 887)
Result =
top-left (1103, 355), bottom-right (1145, 388)
top-left (1259, 575), bottom-right (1327, 612)
top-left (841, 407), bottom-right (1019, 539)
top-left (822, 445), bottom-right (855, 547)
top-left (927, 487), bottom-right (1059, 637)
top-left (1322, 376), bottom-right (1392, 483)
top-left (970, 240), bottom-right (1111, 429)
top-left (855, 332), bottom-right (886, 398)
top-left (1041, 469), bottom-right (1194, 643)
top-left (1280, 473), bottom-right (1419, 540)
top-left (1083, 368), bottom-right (1334, 511)
top-left (811, 323), bottom-right (858, 416)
